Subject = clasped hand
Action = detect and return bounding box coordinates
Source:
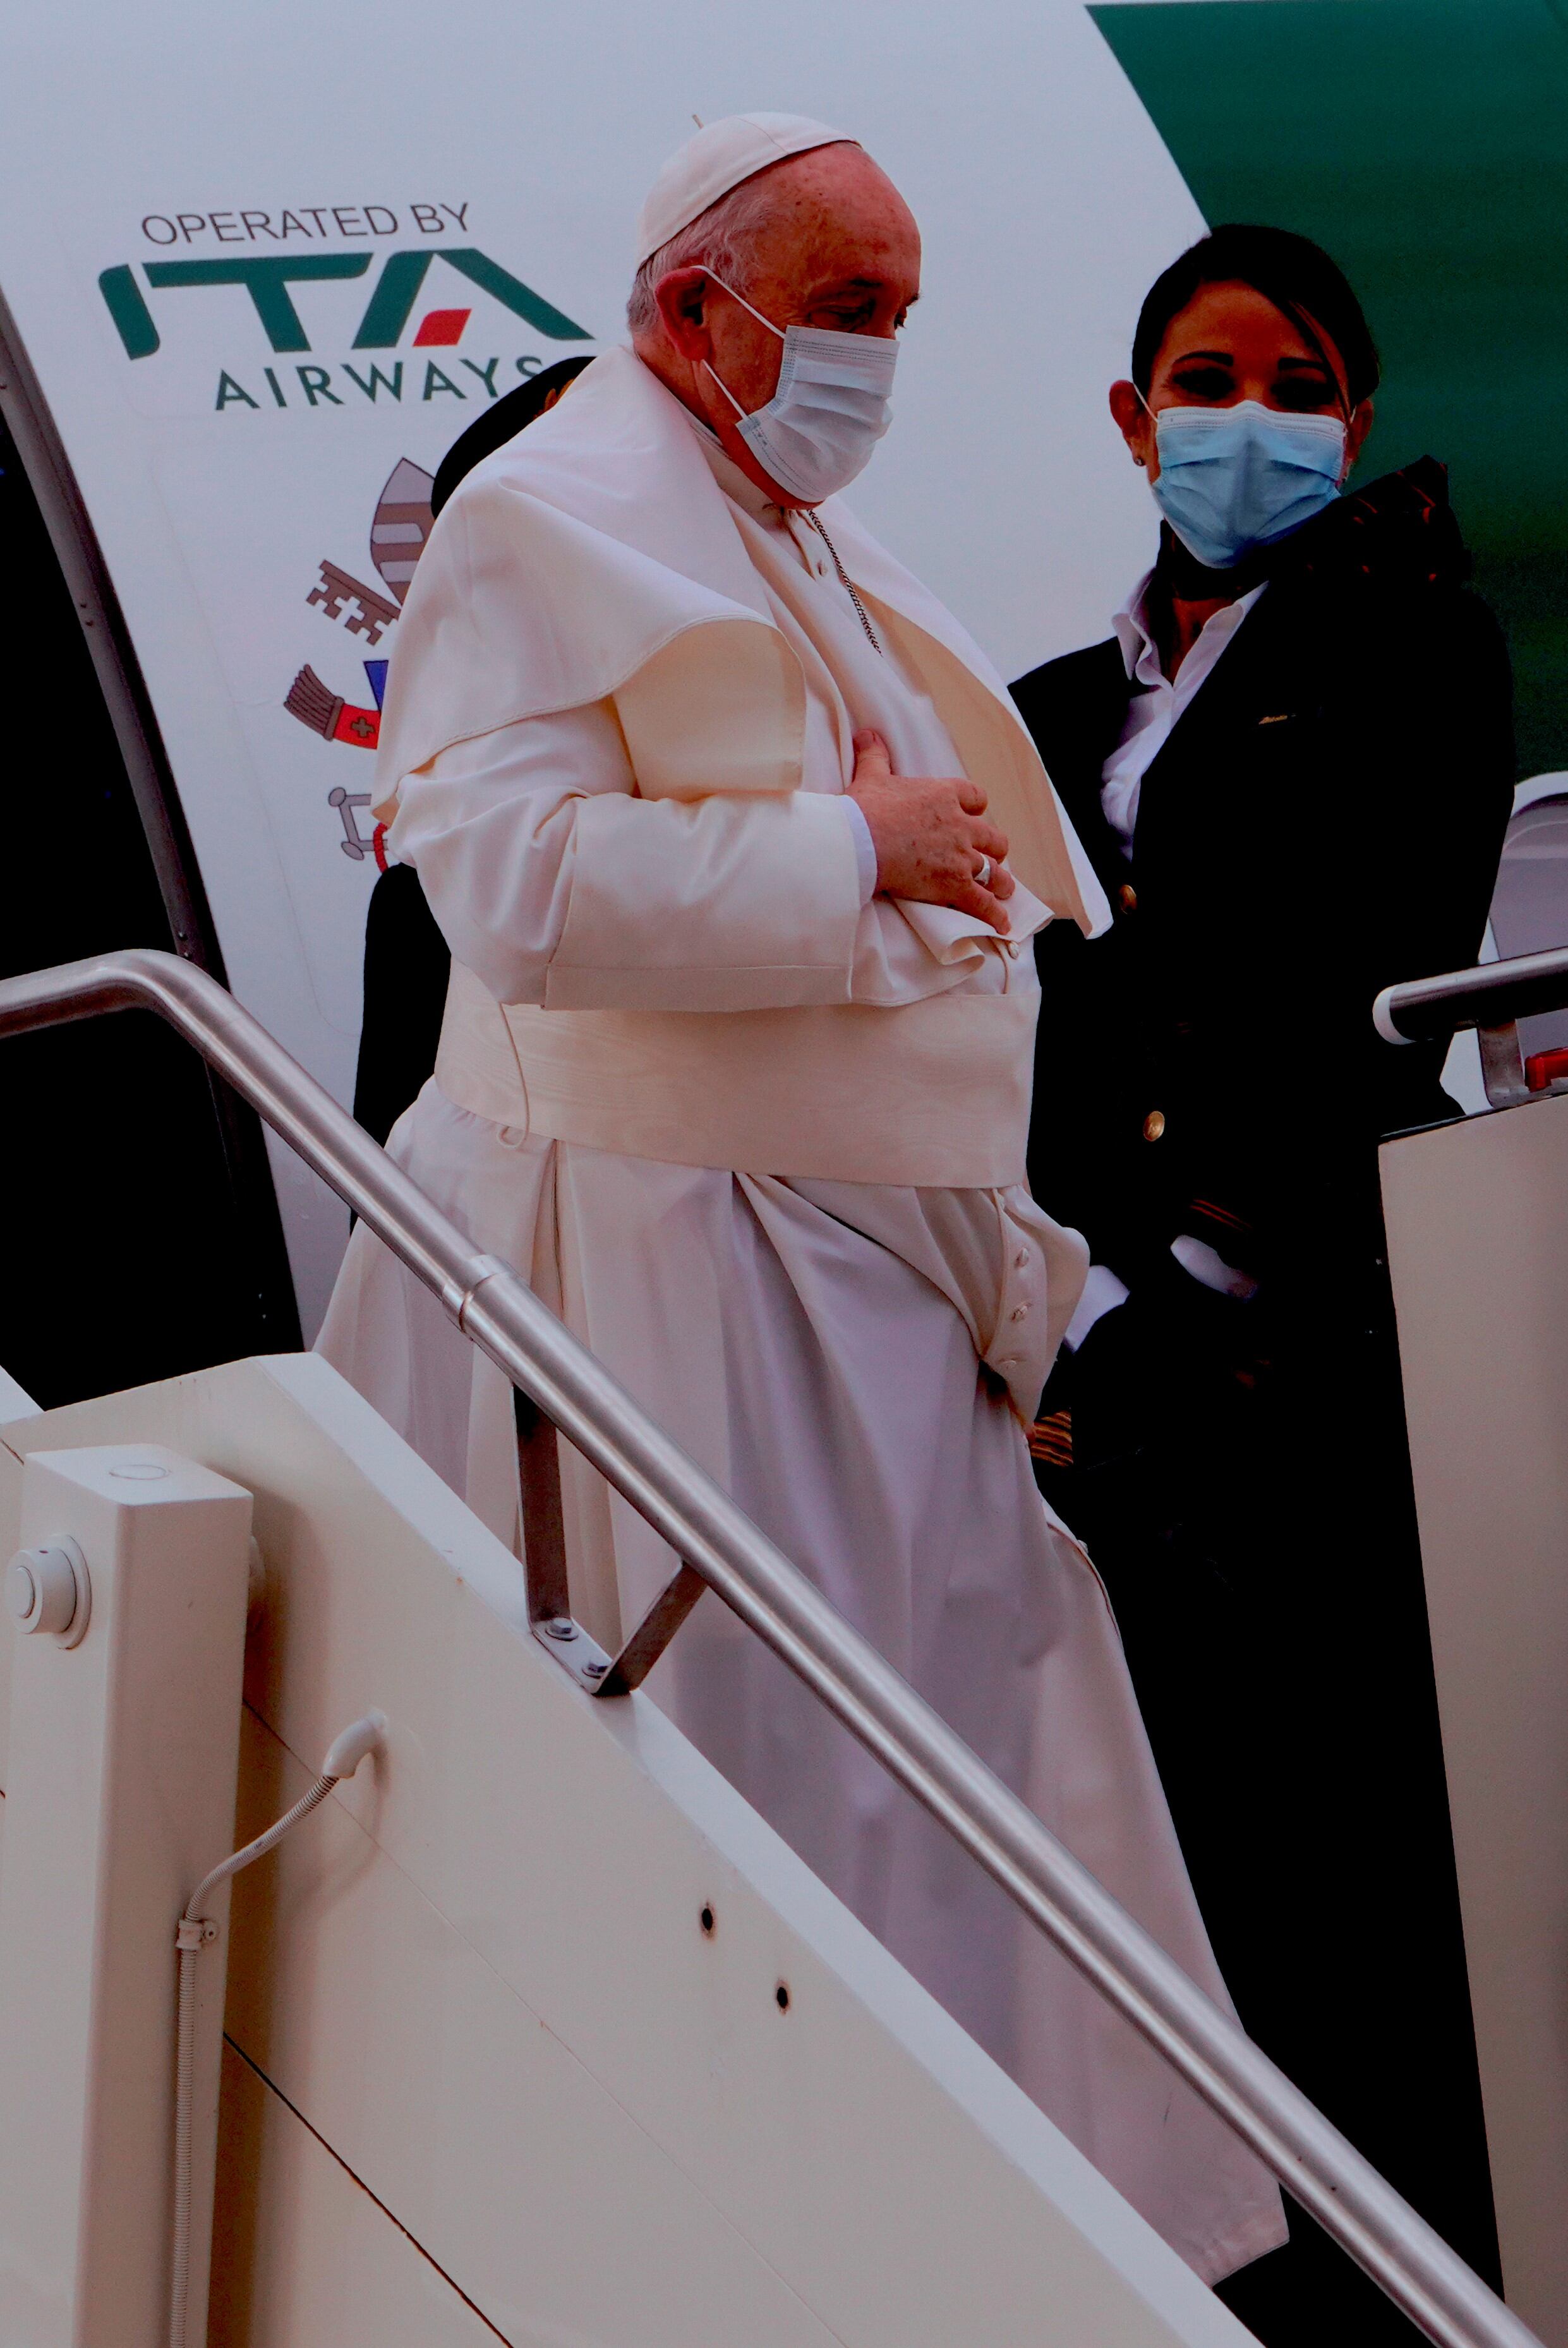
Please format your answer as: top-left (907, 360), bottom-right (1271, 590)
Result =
top-left (848, 730), bottom-right (1014, 934)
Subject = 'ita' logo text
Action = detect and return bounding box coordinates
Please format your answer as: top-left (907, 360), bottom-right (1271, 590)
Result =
top-left (99, 201), bottom-right (594, 411)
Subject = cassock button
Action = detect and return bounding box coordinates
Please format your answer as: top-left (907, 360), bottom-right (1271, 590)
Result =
top-left (1118, 884), bottom-right (1138, 915)
top-left (1143, 1109), bottom-right (1166, 1142)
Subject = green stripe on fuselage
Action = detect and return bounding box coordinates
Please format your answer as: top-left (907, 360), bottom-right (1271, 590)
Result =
top-left (1090, 0), bottom-right (1568, 780)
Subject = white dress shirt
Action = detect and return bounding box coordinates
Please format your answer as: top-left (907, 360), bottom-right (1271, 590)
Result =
top-left (1062, 570), bottom-right (1264, 1348)
top-left (1100, 571), bottom-right (1267, 856)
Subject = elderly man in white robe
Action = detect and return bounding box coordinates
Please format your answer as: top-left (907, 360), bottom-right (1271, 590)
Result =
top-left (320, 113), bottom-right (1285, 2282)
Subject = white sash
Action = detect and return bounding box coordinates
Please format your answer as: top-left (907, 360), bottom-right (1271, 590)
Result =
top-left (435, 961), bottom-right (1035, 1186)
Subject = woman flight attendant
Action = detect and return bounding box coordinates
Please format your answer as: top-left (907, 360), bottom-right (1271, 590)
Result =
top-left (1012, 226), bottom-right (1514, 2345)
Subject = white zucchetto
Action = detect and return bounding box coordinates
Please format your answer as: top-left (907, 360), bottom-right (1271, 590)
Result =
top-left (635, 112), bottom-right (853, 267)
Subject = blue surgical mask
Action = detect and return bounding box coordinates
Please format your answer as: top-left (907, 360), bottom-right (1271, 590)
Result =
top-left (702, 270), bottom-right (897, 504)
top-left (1145, 397), bottom-right (1346, 571)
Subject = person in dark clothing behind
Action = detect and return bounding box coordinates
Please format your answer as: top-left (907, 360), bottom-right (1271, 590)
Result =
top-left (428, 353), bottom-right (593, 525)
top-left (353, 354), bottom-right (594, 1145)
top-left (1011, 226), bottom-right (1514, 2345)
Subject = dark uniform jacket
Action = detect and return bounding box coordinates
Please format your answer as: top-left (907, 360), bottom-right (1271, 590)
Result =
top-left (1011, 461), bottom-right (1514, 1307)
top-left (1008, 466), bottom-right (1516, 2329)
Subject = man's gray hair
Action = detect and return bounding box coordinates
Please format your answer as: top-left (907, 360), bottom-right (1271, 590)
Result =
top-left (626, 172), bottom-right (782, 335)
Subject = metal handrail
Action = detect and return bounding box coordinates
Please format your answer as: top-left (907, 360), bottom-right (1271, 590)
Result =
top-left (1376, 946), bottom-right (1568, 1046)
top-left (0, 948), bottom-right (1539, 2348)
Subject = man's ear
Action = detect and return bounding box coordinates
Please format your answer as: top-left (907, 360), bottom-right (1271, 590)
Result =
top-left (1345, 397), bottom-right (1375, 472)
top-left (1109, 379), bottom-right (1154, 469)
top-left (653, 267), bottom-right (714, 362)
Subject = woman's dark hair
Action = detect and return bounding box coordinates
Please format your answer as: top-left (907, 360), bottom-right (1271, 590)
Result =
top-left (1131, 225), bottom-right (1380, 414)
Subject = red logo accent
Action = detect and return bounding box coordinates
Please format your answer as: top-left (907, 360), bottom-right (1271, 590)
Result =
top-left (413, 308), bottom-right (471, 347)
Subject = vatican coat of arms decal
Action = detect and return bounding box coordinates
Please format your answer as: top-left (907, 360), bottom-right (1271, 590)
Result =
top-left (284, 455), bottom-right (435, 865)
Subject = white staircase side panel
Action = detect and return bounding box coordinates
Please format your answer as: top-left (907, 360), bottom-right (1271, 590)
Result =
top-left (0, 1466), bottom-right (13, 1848)
top-left (2, 1356), bottom-right (1255, 2348)
top-left (220, 1702), bottom-right (848, 2348)
top-left (0, 1365), bottom-right (35, 1824)
top-left (0, 1447), bottom-right (253, 2346)
top-left (208, 2042), bottom-right (501, 2347)
top-left (1383, 1093), bottom-right (1568, 2346)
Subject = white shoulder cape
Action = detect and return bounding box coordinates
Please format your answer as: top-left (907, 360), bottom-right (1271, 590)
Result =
top-left (375, 344), bottom-right (1105, 929)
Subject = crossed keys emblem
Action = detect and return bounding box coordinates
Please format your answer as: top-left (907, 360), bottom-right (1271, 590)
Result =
top-left (284, 457), bottom-right (435, 861)
top-left (306, 561), bottom-right (400, 646)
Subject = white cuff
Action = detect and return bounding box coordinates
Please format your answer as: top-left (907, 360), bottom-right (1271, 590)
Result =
top-left (842, 795), bottom-right (879, 907)
top-left (1171, 1234), bottom-right (1259, 1300)
top-left (1062, 1261), bottom-right (1130, 1351)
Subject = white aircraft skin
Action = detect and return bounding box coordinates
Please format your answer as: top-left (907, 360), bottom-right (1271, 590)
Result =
top-left (0, 0), bottom-right (1202, 1323)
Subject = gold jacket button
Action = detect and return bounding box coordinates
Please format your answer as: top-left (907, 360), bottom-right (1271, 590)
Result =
top-left (1143, 1109), bottom-right (1166, 1142)
top-left (1118, 883), bottom-right (1138, 915)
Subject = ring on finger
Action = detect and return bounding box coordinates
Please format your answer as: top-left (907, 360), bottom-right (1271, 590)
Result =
top-left (974, 853), bottom-right (993, 890)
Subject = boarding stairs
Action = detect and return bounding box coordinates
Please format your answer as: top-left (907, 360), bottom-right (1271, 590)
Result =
top-left (0, 946), bottom-right (1559, 2348)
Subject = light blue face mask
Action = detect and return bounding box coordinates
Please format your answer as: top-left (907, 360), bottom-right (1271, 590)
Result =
top-left (1145, 397), bottom-right (1347, 571)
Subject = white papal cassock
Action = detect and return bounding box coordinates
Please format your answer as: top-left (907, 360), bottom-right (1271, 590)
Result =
top-left (318, 345), bottom-right (1286, 2281)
